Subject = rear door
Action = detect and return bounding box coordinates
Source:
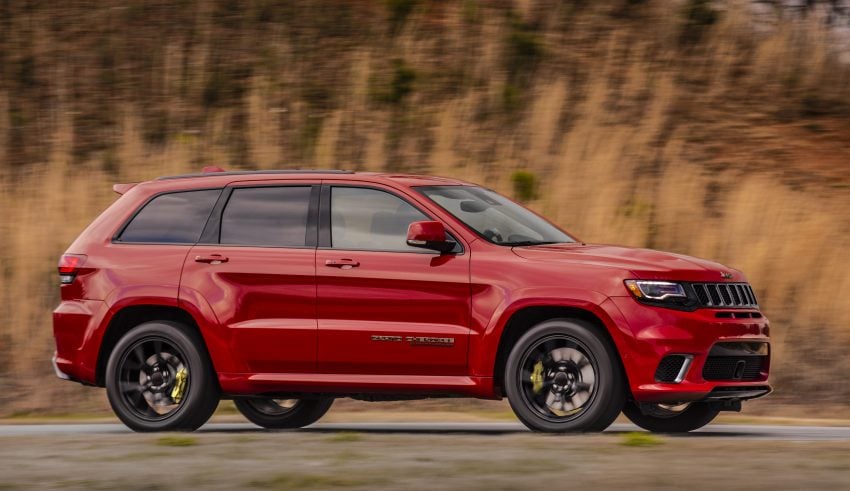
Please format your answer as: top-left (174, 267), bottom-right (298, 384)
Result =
top-left (316, 183), bottom-right (471, 376)
top-left (180, 181), bottom-right (319, 373)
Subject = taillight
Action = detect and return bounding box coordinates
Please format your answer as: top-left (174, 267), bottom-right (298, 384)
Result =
top-left (58, 254), bottom-right (87, 284)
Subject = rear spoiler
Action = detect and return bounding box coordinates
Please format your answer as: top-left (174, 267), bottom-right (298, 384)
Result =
top-left (112, 183), bottom-right (139, 195)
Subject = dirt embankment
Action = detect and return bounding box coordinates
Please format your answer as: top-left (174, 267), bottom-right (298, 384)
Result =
top-left (1, 1), bottom-right (849, 413)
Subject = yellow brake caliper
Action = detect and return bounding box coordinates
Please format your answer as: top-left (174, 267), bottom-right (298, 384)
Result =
top-left (530, 361), bottom-right (544, 394)
top-left (170, 368), bottom-right (188, 403)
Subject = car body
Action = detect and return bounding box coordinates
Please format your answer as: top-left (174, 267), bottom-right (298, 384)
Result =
top-left (53, 168), bottom-right (770, 432)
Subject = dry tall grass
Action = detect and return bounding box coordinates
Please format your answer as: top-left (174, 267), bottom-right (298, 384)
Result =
top-left (0, 0), bottom-right (849, 413)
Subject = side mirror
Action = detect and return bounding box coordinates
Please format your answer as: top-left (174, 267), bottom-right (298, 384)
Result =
top-left (406, 221), bottom-right (455, 253)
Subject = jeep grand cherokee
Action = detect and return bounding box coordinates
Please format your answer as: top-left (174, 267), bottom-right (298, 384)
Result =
top-left (52, 168), bottom-right (770, 432)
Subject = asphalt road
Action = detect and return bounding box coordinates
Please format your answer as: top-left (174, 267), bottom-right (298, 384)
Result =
top-left (1, 421), bottom-right (849, 440)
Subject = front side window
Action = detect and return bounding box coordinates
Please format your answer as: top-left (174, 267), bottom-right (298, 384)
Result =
top-left (220, 186), bottom-right (312, 247)
top-left (330, 187), bottom-right (429, 252)
top-left (416, 186), bottom-right (574, 246)
top-left (119, 189), bottom-right (220, 244)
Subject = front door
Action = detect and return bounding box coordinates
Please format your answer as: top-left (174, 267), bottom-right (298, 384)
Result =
top-left (181, 182), bottom-right (319, 374)
top-left (316, 184), bottom-right (470, 375)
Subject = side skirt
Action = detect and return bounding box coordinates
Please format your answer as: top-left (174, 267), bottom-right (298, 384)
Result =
top-left (218, 373), bottom-right (498, 399)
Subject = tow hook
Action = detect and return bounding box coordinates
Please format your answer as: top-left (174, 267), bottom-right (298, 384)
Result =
top-left (170, 368), bottom-right (188, 403)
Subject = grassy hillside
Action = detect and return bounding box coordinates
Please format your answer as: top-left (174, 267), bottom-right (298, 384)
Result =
top-left (1, 0), bottom-right (849, 414)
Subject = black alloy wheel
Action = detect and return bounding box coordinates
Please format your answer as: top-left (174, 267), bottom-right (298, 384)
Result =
top-left (505, 319), bottom-right (625, 432)
top-left (622, 401), bottom-right (720, 433)
top-left (106, 321), bottom-right (219, 432)
top-left (234, 397), bottom-right (334, 429)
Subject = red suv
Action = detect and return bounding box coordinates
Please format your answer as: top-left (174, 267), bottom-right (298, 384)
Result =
top-left (53, 168), bottom-right (770, 432)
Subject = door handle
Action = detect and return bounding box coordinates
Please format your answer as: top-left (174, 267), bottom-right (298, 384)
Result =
top-left (194, 254), bottom-right (229, 264)
top-left (325, 258), bottom-right (360, 269)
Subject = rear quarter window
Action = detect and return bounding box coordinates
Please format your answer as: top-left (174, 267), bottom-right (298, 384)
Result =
top-left (117, 189), bottom-right (221, 244)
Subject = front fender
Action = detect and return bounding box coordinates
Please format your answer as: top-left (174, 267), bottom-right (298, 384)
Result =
top-left (468, 286), bottom-right (637, 382)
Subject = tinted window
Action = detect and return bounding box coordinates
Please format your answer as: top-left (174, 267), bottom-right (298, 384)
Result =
top-left (220, 186), bottom-right (312, 247)
top-left (119, 189), bottom-right (220, 243)
top-left (331, 187), bottom-right (429, 252)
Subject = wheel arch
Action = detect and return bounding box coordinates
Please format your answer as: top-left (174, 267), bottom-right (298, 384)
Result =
top-left (492, 305), bottom-right (630, 396)
top-left (95, 305), bottom-right (206, 386)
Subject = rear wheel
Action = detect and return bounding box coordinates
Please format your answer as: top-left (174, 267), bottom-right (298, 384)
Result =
top-left (504, 319), bottom-right (625, 432)
top-left (622, 401), bottom-right (719, 433)
top-left (105, 321), bottom-right (220, 432)
top-left (234, 397), bottom-right (334, 429)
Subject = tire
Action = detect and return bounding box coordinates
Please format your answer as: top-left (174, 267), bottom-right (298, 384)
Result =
top-left (234, 397), bottom-right (334, 429)
top-left (622, 401), bottom-right (719, 433)
top-left (504, 318), bottom-right (626, 432)
top-left (105, 321), bottom-right (220, 432)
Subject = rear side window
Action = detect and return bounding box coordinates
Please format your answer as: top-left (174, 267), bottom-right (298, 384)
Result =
top-left (119, 189), bottom-right (220, 244)
top-left (220, 186), bottom-right (312, 247)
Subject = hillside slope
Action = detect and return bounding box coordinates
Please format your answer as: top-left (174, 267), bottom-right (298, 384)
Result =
top-left (0, 0), bottom-right (849, 413)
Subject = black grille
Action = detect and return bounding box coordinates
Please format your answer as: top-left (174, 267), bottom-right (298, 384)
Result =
top-left (691, 283), bottom-right (758, 308)
top-left (655, 355), bottom-right (687, 382)
top-left (702, 356), bottom-right (766, 381)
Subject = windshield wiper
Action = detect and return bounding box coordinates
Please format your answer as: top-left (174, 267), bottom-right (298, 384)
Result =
top-left (504, 241), bottom-right (562, 247)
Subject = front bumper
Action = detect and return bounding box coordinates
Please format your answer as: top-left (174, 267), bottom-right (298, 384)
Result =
top-left (608, 296), bottom-right (771, 404)
top-left (51, 352), bottom-right (71, 380)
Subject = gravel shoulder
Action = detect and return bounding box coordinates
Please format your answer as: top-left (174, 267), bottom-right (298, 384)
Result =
top-left (1, 428), bottom-right (849, 490)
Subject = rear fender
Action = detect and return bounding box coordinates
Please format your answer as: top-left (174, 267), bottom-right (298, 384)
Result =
top-left (178, 286), bottom-right (245, 373)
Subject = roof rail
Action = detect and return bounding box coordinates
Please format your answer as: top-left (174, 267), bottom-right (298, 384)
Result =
top-left (156, 169), bottom-right (354, 180)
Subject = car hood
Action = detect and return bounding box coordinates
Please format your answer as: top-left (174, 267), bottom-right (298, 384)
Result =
top-left (511, 243), bottom-right (746, 283)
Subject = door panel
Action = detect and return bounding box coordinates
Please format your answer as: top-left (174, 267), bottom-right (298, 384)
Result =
top-left (180, 183), bottom-right (319, 374)
top-left (182, 247), bottom-right (316, 373)
top-left (317, 185), bottom-right (471, 375)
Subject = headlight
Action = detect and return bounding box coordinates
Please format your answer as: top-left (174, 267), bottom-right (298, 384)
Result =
top-left (624, 280), bottom-right (687, 300)
top-left (624, 280), bottom-right (702, 310)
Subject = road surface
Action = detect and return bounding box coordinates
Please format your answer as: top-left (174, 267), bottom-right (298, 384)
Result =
top-left (2, 421), bottom-right (849, 489)
top-left (1, 421), bottom-right (849, 440)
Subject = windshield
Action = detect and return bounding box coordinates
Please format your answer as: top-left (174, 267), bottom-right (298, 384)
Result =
top-left (415, 186), bottom-right (575, 246)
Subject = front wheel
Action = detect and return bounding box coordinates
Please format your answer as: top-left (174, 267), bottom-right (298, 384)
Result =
top-left (622, 401), bottom-right (719, 433)
top-left (504, 319), bottom-right (626, 432)
top-left (234, 397), bottom-right (334, 429)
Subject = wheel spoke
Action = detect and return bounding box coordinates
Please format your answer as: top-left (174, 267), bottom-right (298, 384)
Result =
top-left (123, 358), bottom-right (144, 372)
top-left (567, 391), bottom-right (589, 409)
top-left (120, 380), bottom-right (145, 394)
top-left (544, 391), bottom-right (557, 409)
top-left (580, 364), bottom-right (595, 385)
top-left (132, 345), bottom-right (146, 366)
top-left (519, 334), bottom-right (598, 422)
top-left (118, 337), bottom-right (189, 421)
top-left (153, 339), bottom-right (168, 365)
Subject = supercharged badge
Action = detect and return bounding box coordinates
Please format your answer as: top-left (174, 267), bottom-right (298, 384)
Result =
top-left (370, 335), bottom-right (455, 347)
top-left (406, 336), bottom-right (454, 347)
